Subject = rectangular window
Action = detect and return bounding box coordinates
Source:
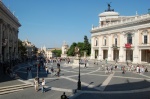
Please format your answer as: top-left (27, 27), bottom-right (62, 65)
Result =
top-left (115, 38), bottom-right (117, 46)
top-left (144, 35), bottom-right (147, 44)
top-left (104, 39), bottom-right (106, 46)
top-left (127, 37), bottom-right (132, 44)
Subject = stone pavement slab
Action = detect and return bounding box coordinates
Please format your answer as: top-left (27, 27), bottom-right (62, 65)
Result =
top-left (105, 77), bottom-right (150, 91)
top-left (0, 87), bottom-right (72, 99)
top-left (45, 78), bottom-right (77, 90)
top-left (73, 91), bottom-right (150, 99)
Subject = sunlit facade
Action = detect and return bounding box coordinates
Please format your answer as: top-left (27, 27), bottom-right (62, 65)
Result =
top-left (91, 6), bottom-right (150, 63)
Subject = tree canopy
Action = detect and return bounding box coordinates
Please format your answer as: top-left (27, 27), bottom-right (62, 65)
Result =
top-left (67, 35), bottom-right (91, 56)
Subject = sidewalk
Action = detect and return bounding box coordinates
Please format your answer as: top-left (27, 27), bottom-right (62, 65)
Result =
top-left (0, 62), bottom-right (28, 87)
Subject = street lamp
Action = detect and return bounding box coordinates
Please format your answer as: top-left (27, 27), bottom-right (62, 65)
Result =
top-left (78, 55), bottom-right (81, 90)
top-left (75, 46), bottom-right (81, 90)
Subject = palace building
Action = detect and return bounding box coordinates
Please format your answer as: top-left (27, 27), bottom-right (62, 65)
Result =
top-left (0, 1), bottom-right (21, 62)
top-left (90, 5), bottom-right (150, 63)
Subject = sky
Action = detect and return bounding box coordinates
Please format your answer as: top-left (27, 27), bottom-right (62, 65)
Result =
top-left (2, 0), bottom-right (150, 48)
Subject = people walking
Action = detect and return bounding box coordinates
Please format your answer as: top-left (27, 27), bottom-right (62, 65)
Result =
top-left (41, 78), bottom-right (45, 93)
top-left (34, 77), bottom-right (39, 92)
top-left (122, 66), bottom-right (125, 74)
top-left (57, 67), bottom-right (61, 77)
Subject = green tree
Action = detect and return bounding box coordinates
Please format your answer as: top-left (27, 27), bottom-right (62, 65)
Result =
top-left (83, 35), bottom-right (91, 56)
top-left (67, 42), bottom-right (77, 56)
top-left (18, 39), bottom-right (27, 58)
top-left (52, 49), bottom-right (62, 57)
top-left (67, 36), bottom-right (91, 57)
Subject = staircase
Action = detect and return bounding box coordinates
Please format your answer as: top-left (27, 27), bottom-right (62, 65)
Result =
top-left (0, 83), bottom-right (33, 95)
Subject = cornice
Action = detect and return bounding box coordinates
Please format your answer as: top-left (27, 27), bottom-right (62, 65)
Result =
top-left (91, 14), bottom-right (150, 33)
top-left (0, 2), bottom-right (21, 27)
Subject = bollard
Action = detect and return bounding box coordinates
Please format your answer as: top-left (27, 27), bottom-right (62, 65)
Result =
top-left (61, 92), bottom-right (68, 99)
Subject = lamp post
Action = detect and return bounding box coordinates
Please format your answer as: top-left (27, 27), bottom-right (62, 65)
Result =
top-left (75, 46), bottom-right (81, 90)
top-left (78, 55), bottom-right (81, 90)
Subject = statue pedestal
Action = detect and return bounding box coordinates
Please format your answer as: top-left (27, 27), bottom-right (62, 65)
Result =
top-left (73, 58), bottom-right (80, 65)
top-left (61, 54), bottom-right (67, 58)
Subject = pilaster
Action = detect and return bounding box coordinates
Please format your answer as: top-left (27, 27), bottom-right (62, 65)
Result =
top-left (133, 30), bottom-right (139, 63)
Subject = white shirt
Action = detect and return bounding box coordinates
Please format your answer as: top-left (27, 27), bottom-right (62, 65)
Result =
top-left (42, 80), bottom-right (45, 86)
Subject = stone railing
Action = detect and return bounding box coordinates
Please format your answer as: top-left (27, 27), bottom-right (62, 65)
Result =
top-left (92, 14), bottom-right (150, 30)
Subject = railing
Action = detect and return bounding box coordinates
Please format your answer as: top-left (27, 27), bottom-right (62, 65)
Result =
top-left (92, 14), bottom-right (150, 30)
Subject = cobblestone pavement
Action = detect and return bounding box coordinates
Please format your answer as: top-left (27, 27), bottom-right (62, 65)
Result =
top-left (0, 60), bottom-right (150, 99)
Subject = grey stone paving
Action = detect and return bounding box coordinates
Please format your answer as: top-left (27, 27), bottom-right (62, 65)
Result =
top-left (0, 87), bottom-right (72, 99)
top-left (73, 91), bottom-right (150, 99)
top-left (1, 60), bottom-right (150, 99)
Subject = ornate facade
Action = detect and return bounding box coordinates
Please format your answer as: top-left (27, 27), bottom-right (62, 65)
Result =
top-left (61, 41), bottom-right (69, 58)
top-left (0, 1), bottom-right (21, 62)
top-left (91, 5), bottom-right (150, 63)
top-left (38, 46), bottom-right (61, 58)
top-left (22, 39), bottom-right (35, 58)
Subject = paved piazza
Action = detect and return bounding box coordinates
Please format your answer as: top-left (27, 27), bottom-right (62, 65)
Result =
top-left (1, 60), bottom-right (150, 99)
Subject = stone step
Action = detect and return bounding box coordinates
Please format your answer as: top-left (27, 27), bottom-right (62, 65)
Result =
top-left (0, 83), bottom-right (33, 95)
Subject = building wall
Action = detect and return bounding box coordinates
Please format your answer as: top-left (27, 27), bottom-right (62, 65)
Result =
top-left (91, 13), bottom-right (150, 63)
top-left (0, 1), bottom-right (21, 63)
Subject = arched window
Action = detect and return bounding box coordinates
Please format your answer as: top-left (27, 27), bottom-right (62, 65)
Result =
top-left (96, 40), bottom-right (98, 46)
top-left (103, 36), bottom-right (107, 46)
top-left (115, 38), bottom-right (117, 45)
top-left (127, 33), bottom-right (132, 44)
top-left (94, 38), bottom-right (98, 46)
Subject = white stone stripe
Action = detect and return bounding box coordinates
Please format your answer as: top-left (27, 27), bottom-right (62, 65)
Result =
top-left (113, 75), bottom-right (148, 80)
top-left (96, 72), bottom-right (114, 91)
top-left (61, 76), bottom-right (95, 88)
top-left (137, 73), bottom-right (150, 79)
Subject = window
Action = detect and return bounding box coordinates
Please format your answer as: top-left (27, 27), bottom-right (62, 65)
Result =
top-left (144, 35), bottom-right (147, 44)
top-left (127, 34), bottom-right (132, 44)
top-left (96, 40), bottom-right (98, 46)
top-left (115, 38), bottom-right (117, 45)
top-left (104, 39), bottom-right (106, 46)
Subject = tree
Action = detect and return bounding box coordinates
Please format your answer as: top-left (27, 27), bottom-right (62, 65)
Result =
top-left (52, 49), bottom-right (62, 57)
top-left (83, 35), bottom-right (91, 56)
top-left (18, 39), bottom-right (27, 59)
top-left (67, 42), bottom-right (77, 56)
top-left (67, 36), bottom-right (91, 57)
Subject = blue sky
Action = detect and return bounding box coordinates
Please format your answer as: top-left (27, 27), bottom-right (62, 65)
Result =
top-left (2, 0), bottom-right (150, 48)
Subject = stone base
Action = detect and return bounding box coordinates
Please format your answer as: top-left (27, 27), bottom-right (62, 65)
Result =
top-left (73, 59), bottom-right (80, 65)
top-left (61, 54), bottom-right (67, 58)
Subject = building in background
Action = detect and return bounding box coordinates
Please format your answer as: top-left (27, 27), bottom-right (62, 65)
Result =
top-left (91, 4), bottom-right (150, 63)
top-left (22, 39), bottom-right (36, 59)
top-left (0, 1), bottom-right (21, 63)
top-left (38, 45), bottom-right (61, 58)
top-left (61, 41), bottom-right (69, 58)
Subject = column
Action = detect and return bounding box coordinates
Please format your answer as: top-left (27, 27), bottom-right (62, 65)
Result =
top-left (16, 30), bottom-right (19, 58)
top-left (6, 25), bottom-right (9, 61)
top-left (90, 38), bottom-right (95, 59)
top-left (0, 21), bottom-right (2, 62)
top-left (111, 49), bottom-right (114, 61)
top-left (139, 49), bottom-right (141, 63)
top-left (119, 32), bottom-right (125, 62)
top-left (101, 49), bottom-right (103, 60)
top-left (108, 34), bottom-right (112, 61)
top-left (133, 30), bottom-right (139, 63)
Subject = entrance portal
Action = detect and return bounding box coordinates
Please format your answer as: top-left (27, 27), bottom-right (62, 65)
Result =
top-left (126, 50), bottom-right (133, 61)
top-left (95, 50), bottom-right (99, 59)
top-left (141, 50), bottom-right (150, 63)
top-left (103, 50), bottom-right (108, 60)
top-left (113, 50), bottom-right (119, 60)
